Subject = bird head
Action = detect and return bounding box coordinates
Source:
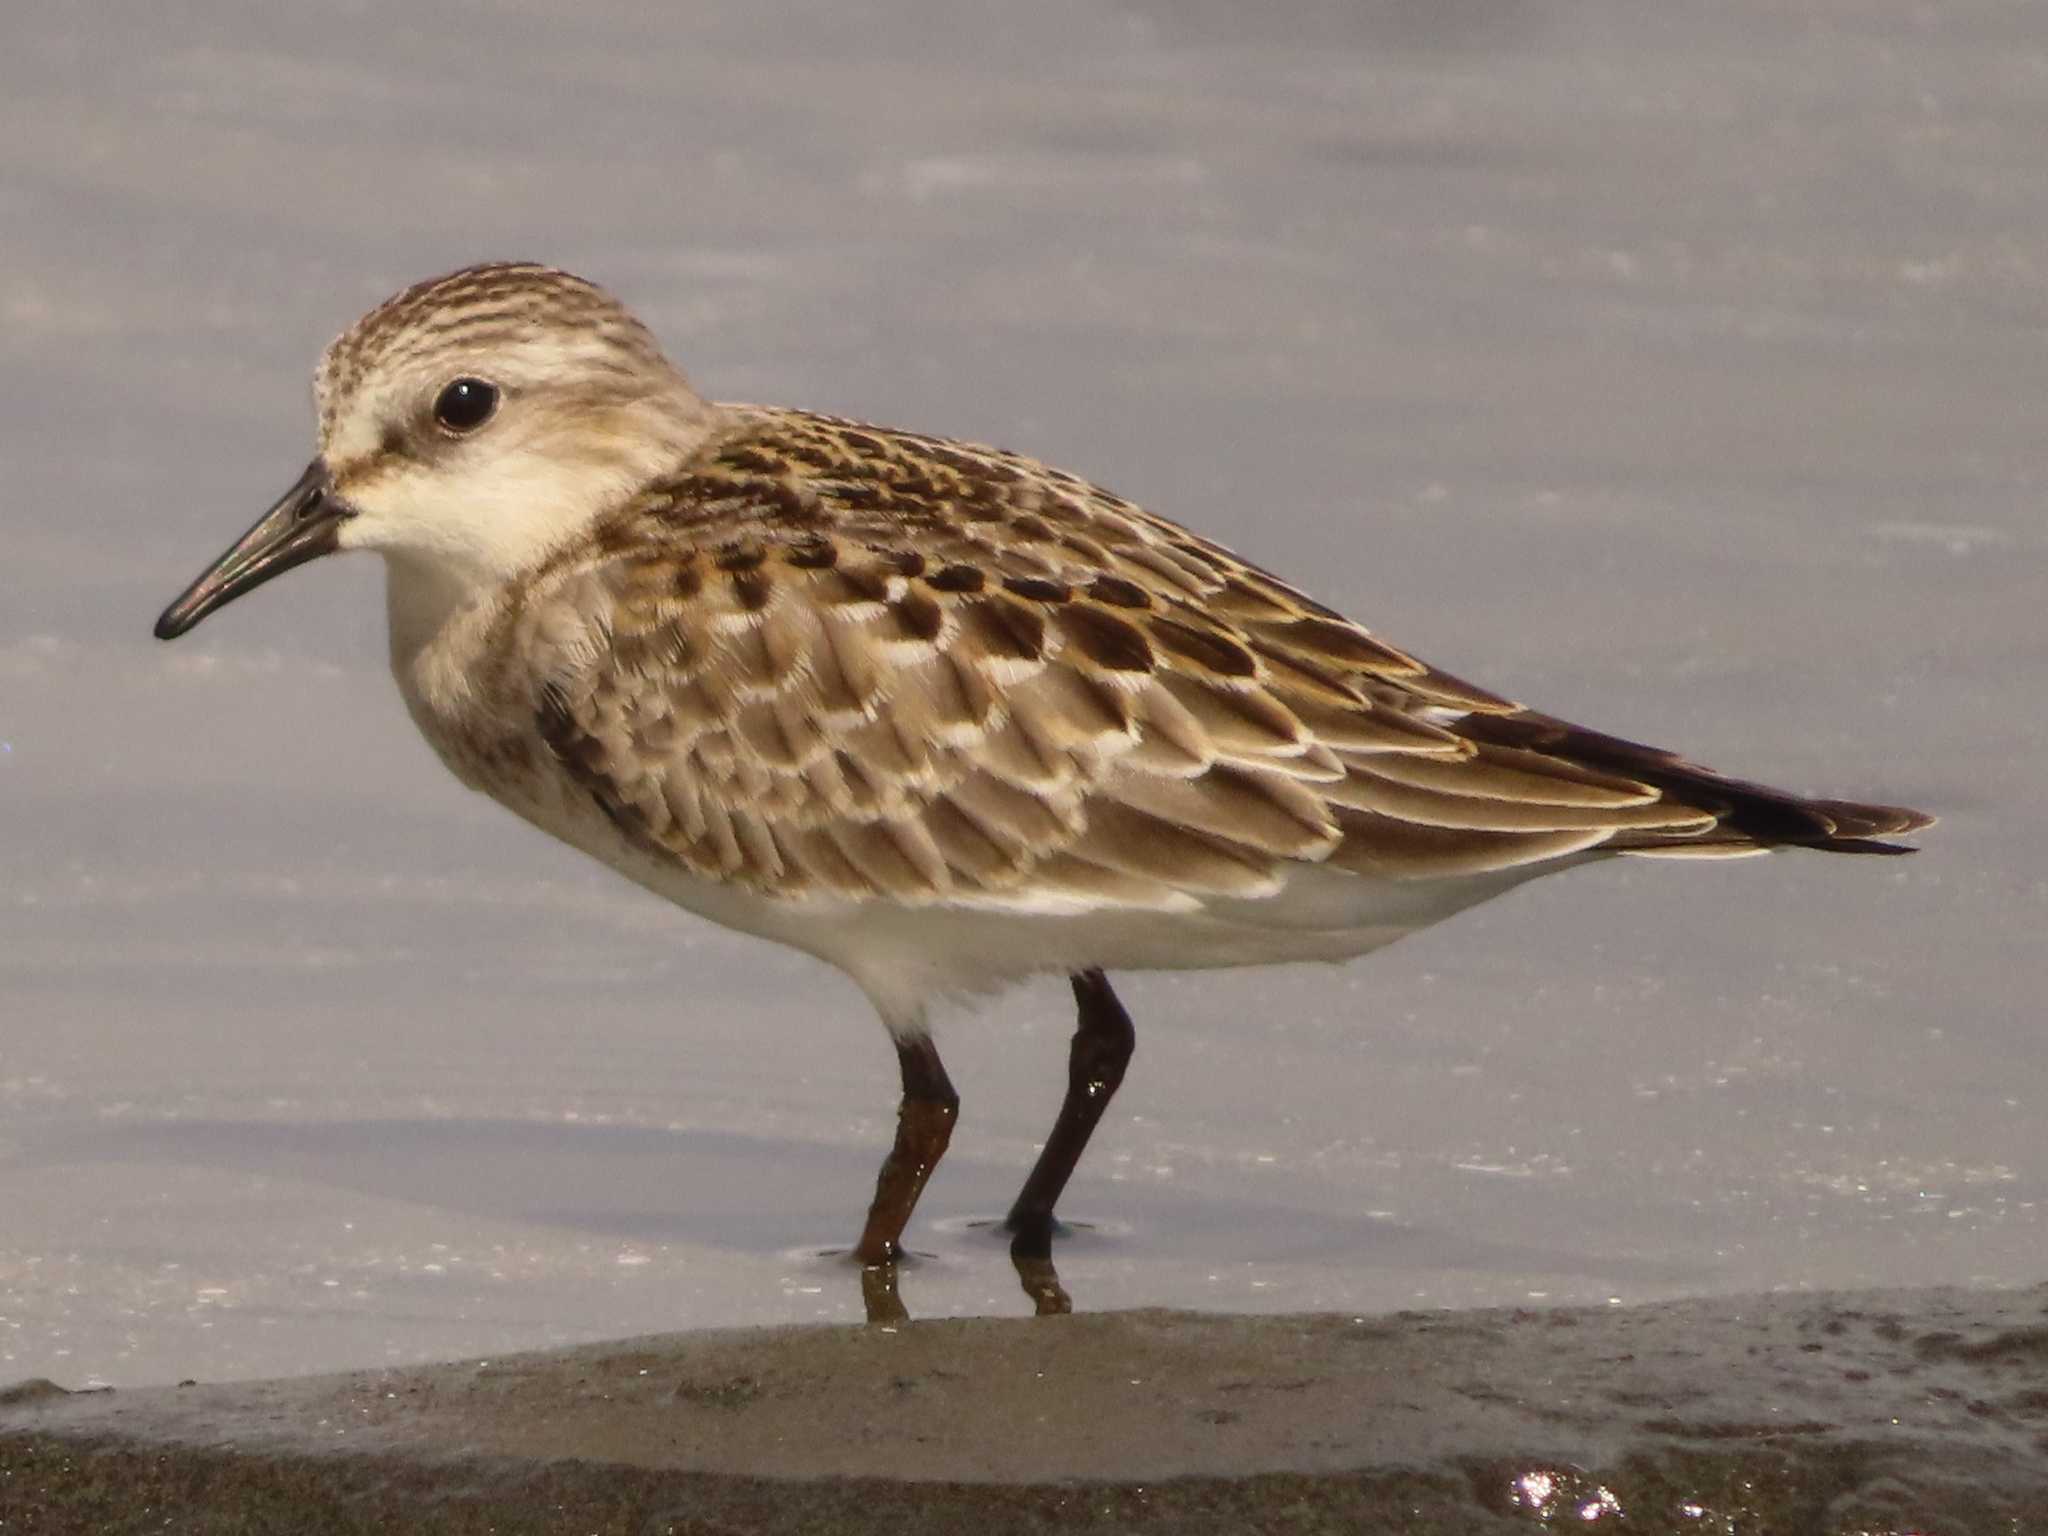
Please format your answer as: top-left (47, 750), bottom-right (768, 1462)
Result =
top-left (155, 262), bottom-right (709, 639)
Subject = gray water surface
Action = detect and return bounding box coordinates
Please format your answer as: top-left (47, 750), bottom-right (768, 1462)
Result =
top-left (2, 0), bottom-right (2042, 1388)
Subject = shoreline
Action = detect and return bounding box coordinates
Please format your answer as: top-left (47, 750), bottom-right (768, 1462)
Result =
top-left (5, 1284), bottom-right (2044, 1532)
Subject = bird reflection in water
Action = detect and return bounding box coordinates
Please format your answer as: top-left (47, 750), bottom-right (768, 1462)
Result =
top-left (857, 1244), bottom-right (1075, 1325)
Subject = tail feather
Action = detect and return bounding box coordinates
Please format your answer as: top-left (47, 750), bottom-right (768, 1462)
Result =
top-left (1453, 709), bottom-right (1933, 855)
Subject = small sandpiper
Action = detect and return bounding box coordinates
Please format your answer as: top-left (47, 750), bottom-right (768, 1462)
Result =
top-left (156, 262), bottom-right (1930, 1305)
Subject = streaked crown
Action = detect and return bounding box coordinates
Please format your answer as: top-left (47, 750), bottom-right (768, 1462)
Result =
top-left (315, 263), bottom-right (681, 444)
top-left (313, 262), bottom-right (714, 582)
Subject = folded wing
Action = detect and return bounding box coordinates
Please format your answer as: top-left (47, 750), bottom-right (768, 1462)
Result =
top-left (517, 411), bottom-right (1929, 914)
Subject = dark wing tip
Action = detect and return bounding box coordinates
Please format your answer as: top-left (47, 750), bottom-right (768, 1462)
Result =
top-left (1800, 835), bottom-right (1922, 856)
top-left (1455, 709), bottom-right (1933, 854)
top-left (1805, 799), bottom-right (1935, 844)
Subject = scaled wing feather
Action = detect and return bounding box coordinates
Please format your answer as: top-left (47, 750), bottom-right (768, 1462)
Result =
top-left (518, 410), bottom-right (1926, 910)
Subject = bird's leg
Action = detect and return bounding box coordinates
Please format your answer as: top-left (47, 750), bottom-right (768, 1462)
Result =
top-left (1005, 969), bottom-right (1136, 1265)
top-left (853, 1034), bottom-right (959, 1266)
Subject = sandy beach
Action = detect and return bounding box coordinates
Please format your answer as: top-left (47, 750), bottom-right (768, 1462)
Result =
top-left (6, 1285), bottom-right (2044, 1532)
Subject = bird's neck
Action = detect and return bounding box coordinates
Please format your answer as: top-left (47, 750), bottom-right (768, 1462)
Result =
top-left (383, 549), bottom-right (490, 676)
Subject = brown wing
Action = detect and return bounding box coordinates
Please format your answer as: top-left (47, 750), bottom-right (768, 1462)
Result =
top-left (520, 409), bottom-right (1929, 909)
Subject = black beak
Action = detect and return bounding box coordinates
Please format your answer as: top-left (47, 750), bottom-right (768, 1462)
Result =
top-left (155, 459), bottom-right (351, 640)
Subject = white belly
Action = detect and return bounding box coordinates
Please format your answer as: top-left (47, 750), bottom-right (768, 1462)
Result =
top-left (482, 779), bottom-right (1552, 1036)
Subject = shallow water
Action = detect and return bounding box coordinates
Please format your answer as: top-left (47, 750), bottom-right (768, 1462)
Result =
top-left (2, 0), bottom-right (2043, 1388)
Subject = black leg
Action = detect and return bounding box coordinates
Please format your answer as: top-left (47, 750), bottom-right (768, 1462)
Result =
top-left (854, 1035), bottom-right (959, 1266)
top-left (1005, 969), bottom-right (1136, 1263)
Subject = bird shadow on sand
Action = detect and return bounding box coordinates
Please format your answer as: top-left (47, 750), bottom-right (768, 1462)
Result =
top-left (22, 1115), bottom-right (1690, 1323)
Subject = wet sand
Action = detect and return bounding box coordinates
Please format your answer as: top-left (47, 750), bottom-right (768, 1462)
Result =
top-left (4, 1285), bottom-right (2043, 1533)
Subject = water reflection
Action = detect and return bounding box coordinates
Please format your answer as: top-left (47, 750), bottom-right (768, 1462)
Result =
top-left (1011, 1253), bottom-right (1072, 1317)
top-left (855, 1246), bottom-right (1072, 1325)
top-left (858, 1260), bottom-right (909, 1325)
top-left (839, 1212), bottom-right (1105, 1323)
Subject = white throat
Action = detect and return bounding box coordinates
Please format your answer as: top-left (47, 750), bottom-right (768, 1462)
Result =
top-left (384, 548), bottom-right (492, 671)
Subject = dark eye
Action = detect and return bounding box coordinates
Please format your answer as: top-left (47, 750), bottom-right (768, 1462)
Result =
top-left (432, 377), bottom-right (499, 433)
